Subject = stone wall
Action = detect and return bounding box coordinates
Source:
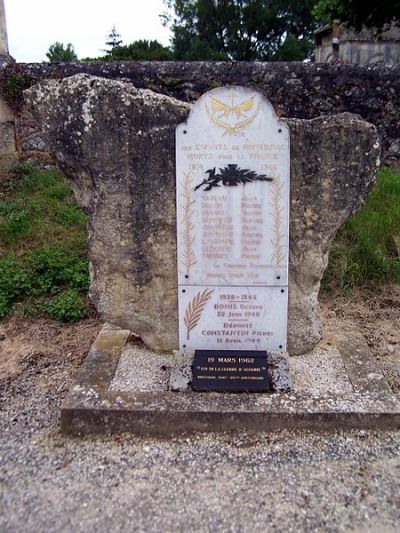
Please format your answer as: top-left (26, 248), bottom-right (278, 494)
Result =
top-left (0, 96), bottom-right (18, 180)
top-left (11, 61), bottom-right (399, 165)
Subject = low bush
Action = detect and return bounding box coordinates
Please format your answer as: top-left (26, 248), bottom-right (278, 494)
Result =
top-left (43, 289), bottom-right (87, 322)
top-left (0, 64), bottom-right (36, 113)
top-left (0, 165), bottom-right (90, 321)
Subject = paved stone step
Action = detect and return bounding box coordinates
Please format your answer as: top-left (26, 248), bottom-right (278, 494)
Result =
top-left (61, 325), bottom-right (400, 436)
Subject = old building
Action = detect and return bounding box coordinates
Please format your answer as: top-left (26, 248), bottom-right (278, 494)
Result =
top-left (315, 20), bottom-right (400, 65)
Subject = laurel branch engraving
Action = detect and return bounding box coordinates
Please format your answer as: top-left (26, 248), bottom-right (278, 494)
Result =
top-left (179, 171), bottom-right (197, 276)
top-left (270, 177), bottom-right (286, 265)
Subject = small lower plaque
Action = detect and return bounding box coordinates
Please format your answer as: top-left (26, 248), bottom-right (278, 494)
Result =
top-left (191, 350), bottom-right (269, 392)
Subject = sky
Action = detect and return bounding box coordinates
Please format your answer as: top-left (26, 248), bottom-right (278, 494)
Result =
top-left (5, 0), bottom-right (172, 62)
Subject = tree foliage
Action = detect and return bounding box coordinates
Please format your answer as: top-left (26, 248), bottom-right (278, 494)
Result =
top-left (106, 40), bottom-right (172, 60)
top-left (46, 42), bottom-right (78, 63)
top-left (162, 0), bottom-right (317, 61)
top-left (104, 25), bottom-right (123, 54)
top-left (312, 0), bottom-right (400, 30)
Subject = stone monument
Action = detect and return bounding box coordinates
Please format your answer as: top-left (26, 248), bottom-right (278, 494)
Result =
top-left (25, 74), bottom-right (380, 356)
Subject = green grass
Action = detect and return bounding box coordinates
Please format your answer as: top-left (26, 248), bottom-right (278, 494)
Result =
top-left (0, 164), bottom-right (90, 321)
top-left (322, 166), bottom-right (400, 291)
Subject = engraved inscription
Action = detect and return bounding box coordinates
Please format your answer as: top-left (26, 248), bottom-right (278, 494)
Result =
top-left (176, 86), bottom-right (290, 353)
top-left (192, 350), bottom-right (269, 392)
top-left (178, 286), bottom-right (288, 351)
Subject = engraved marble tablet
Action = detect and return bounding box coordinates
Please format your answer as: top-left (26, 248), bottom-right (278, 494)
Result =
top-left (176, 86), bottom-right (289, 353)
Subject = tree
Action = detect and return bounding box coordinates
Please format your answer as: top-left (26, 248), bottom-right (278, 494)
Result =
top-left (104, 25), bottom-right (123, 54)
top-left (107, 40), bottom-right (172, 60)
top-left (46, 42), bottom-right (78, 63)
top-left (313, 0), bottom-right (400, 30)
top-left (162, 0), bottom-right (317, 61)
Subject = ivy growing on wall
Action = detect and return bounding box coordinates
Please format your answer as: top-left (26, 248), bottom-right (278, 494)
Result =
top-left (0, 63), bottom-right (37, 113)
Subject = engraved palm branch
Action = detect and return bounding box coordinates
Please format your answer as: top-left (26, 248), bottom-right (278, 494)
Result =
top-left (184, 289), bottom-right (214, 340)
top-left (194, 164), bottom-right (273, 192)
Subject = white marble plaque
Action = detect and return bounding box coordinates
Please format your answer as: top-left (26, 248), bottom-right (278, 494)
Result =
top-left (176, 86), bottom-right (289, 352)
top-left (178, 286), bottom-right (288, 352)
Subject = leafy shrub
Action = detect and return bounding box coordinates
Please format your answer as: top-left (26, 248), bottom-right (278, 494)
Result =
top-left (0, 292), bottom-right (11, 317)
top-left (44, 289), bottom-right (87, 322)
top-left (0, 257), bottom-right (31, 317)
top-left (0, 257), bottom-right (31, 300)
top-left (27, 246), bottom-right (89, 295)
top-left (61, 260), bottom-right (90, 290)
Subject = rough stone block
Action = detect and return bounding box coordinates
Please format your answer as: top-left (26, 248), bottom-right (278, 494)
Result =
top-left (26, 75), bottom-right (380, 355)
top-left (0, 121), bottom-right (17, 180)
top-left (0, 121), bottom-right (16, 152)
top-left (0, 97), bottom-right (14, 121)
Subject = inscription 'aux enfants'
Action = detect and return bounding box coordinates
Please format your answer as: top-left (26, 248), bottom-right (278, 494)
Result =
top-left (176, 87), bottom-right (290, 353)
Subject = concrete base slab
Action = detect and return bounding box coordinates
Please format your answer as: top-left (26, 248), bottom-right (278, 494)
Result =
top-left (290, 348), bottom-right (353, 394)
top-left (109, 343), bottom-right (172, 393)
top-left (61, 325), bottom-right (400, 436)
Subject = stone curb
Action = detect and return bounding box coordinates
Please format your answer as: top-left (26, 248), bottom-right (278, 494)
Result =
top-left (61, 325), bottom-right (400, 437)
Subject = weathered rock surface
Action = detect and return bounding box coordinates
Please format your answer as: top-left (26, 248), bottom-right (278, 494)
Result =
top-left (0, 97), bottom-right (18, 181)
top-left (26, 74), bottom-right (380, 354)
top-left (287, 113), bottom-right (380, 353)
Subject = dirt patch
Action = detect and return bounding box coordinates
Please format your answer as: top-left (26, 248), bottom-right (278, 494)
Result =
top-left (320, 285), bottom-right (400, 359)
top-left (320, 285), bottom-right (400, 391)
top-left (0, 316), bottom-right (102, 380)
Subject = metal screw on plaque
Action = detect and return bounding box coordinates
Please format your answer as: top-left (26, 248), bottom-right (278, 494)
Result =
top-left (278, 128), bottom-right (282, 133)
top-left (183, 130), bottom-right (187, 134)
top-left (281, 289), bottom-right (285, 293)
top-left (182, 289), bottom-right (186, 293)
top-left (277, 275), bottom-right (281, 280)
top-left (279, 345), bottom-right (283, 349)
top-left (185, 275), bottom-right (189, 278)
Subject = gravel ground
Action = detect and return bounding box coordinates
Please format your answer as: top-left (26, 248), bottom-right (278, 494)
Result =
top-left (1, 345), bottom-right (400, 533)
